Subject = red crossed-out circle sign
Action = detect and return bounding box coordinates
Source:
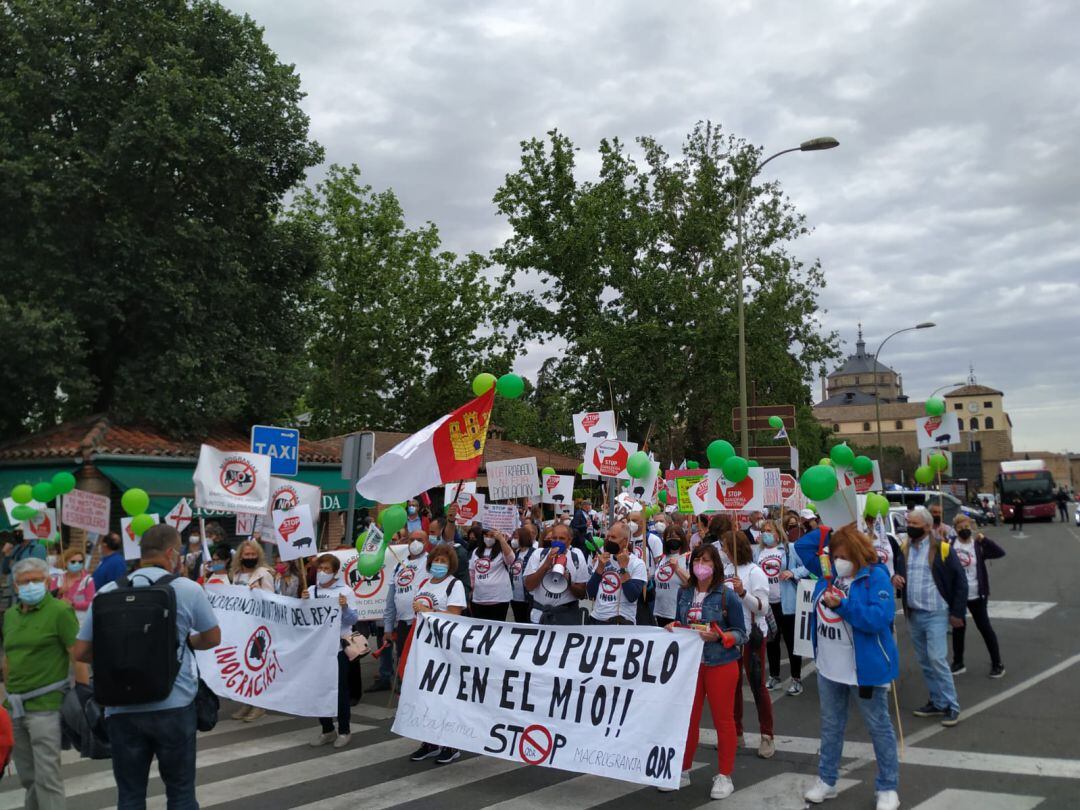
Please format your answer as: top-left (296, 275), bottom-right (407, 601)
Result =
top-left (817, 587), bottom-right (845, 624)
top-left (413, 593), bottom-right (435, 612)
top-left (396, 566), bottom-right (416, 588)
top-left (344, 558), bottom-right (385, 599)
top-left (220, 459), bottom-right (257, 496)
top-left (244, 626), bottom-right (272, 672)
top-left (600, 571), bottom-right (621, 595)
top-left (656, 562), bottom-right (676, 583)
top-left (475, 557), bottom-right (492, 575)
top-left (759, 556), bottom-right (783, 578)
top-left (510, 560), bottom-right (523, 577)
top-left (955, 548), bottom-right (973, 568)
top-left (518, 723), bottom-right (554, 765)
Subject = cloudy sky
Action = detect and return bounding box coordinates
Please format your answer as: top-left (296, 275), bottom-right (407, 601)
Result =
top-left (226, 0), bottom-right (1079, 452)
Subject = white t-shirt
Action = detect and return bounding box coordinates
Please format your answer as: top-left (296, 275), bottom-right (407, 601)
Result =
top-left (653, 553), bottom-right (689, 620)
top-left (413, 575), bottom-right (467, 614)
top-left (392, 553), bottom-right (428, 624)
top-left (871, 519), bottom-right (895, 576)
top-left (953, 539), bottom-right (979, 594)
top-left (509, 547), bottom-right (535, 602)
top-left (686, 589), bottom-right (707, 625)
top-left (754, 545), bottom-right (786, 604)
top-left (724, 561), bottom-right (770, 634)
top-left (814, 577), bottom-right (857, 685)
top-left (590, 555), bottom-right (648, 623)
top-left (470, 548), bottom-right (513, 604)
top-left (524, 546), bottom-right (590, 622)
top-left (630, 532), bottom-right (664, 579)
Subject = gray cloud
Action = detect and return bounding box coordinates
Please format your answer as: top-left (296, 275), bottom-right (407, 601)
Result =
top-left (226, 0), bottom-right (1080, 451)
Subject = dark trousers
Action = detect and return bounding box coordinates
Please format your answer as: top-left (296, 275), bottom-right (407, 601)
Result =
top-left (108, 703), bottom-right (197, 810)
top-left (767, 603), bottom-right (802, 679)
top-left (510, 600), bottom-right (531, 623)
top-left (1059, 503), bottom-right (1069, 521)
top-left (471, 601), bottom-right (509, 621)
top-left (1011, 511), bottom-right (1024, 530)
top-left (952, 596), bottom-right (1001, 667)
top-left (589, 616), bottom-right (634, 625)
top-left (320, 650), bottom-right (351, 735)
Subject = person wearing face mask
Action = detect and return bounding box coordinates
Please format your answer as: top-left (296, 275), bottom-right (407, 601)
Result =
top-left (626, 510), bottom-right (663, 624)
top-left (799, 508), bottom-right (819, 535)
top-left (302, 554), bottom-right (359, 749)
top-left (468, 530), bottom-right (516, 620)
top-left (200, 544), bottom-right (233, 586)
top-left (430, 515), bottom-right (472, 607)
top-left (755, 519), bottom-right (809, 696)
top-left (783, 515), bottom-right (802, 543)
top-left (405, 499), bottom-right (429, 534)
top-left (662, 544), bottom-right (746, 799)
top-left (523, 524), bottom-right (590, 625)
top-left (1, 528), bottom-right (48, 605)
top-left (587, 522), bottom-right (648, 625)
top-left (509, 526), bottom-right (536, 623)
top-left (653, 525), bottom-right (690, 626)
top-left (949, 515), bottom-right (1005, 678)
top-left (4, 557), bottom-right (88, 810)
top-left (928, 503), bottom-right (957, 542)
top-left (377, 530), bottom-right (430, 690)
top-left (274, 559), bottom-right (303, 598)
top-left (893, 506), bottom-right (966, 727)
top-left (183, 530), bottom-right (205, 580)
top-left (745, 511), bottom-right (766, 544)
top-left (792, 524), bottom-right (901, 810)
top-left (229, 540), bottom-right (274, 591)
top-left (53, 548), bottom-right (96, 625)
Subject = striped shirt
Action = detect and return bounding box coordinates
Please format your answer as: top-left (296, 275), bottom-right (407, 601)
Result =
top-left (906, 538), bottom-right (946, 611)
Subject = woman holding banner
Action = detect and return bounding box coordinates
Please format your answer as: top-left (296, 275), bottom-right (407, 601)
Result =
top-left (274, 559), bottom-right (303, 597)
top-left (793, 524), bottom-right (900, 810)
top-left (663, 543), bottom-right (746, 799)
top-left (468, 529), bottom-right (515, 621)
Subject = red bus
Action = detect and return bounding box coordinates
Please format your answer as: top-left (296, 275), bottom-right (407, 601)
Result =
top-left (997, 460), bottom-right (1056, 522)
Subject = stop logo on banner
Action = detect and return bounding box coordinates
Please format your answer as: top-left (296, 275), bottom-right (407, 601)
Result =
top-left (518, 724), bottom-right (555, 765)
top-left (780, 474), bottom-right (797, 501)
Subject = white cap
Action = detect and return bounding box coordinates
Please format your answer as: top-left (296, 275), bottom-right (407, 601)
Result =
top-left (799, 508), bottom-right (817, 520)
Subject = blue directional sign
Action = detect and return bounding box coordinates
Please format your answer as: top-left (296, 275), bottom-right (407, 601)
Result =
top-left (250, 425), bottom-right (300, 477)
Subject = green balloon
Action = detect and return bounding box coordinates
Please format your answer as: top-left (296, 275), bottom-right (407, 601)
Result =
top-left (121, 488), bottom-right (150, 517)
top-left (131, 513), bottom-right (155, 536)
top-left (914, 465), bottom-right (935, 485)
top-left (768, 415), bottom-right (784, 430)
top-left (658, 489), bottom-right (668, 504)
top-left (50, 471), bottom-right (77, 495)
top-left (626, 451), bottom-right (651, 479)
top-left (541, 466), bottom-right (556, 476)
top-left (818, 457), bottom-right (834, 468)
top-left (495, 373), bottom-right (525, 399)
top-left (31, 482), bottom-right (55, 504)
top-left (925, 397), bottom-right (946, 417)
top-left (852, 455), bottom-right (874, 476)
top-left (472, 372), bottom-right (496, 396)
top-left (354, 530), bottom-right (368, 553)
top-left (356, 551), bottom-right (387, 577)
top-left (706, 440), bottom-right (736, 468)
top-left (830, 443), bottom-right (856, 468)
top-left (929, 452), bottom-right (949, 473)
top-left (378, 504), bottom-right (408, 536)
top-left (586, 535), bottom-right (604, 553)
top-left (686, 461), bottom-right (700, 470)
top-left (11, 505), bottom-right (38, 521)
top-left (576, 463), bottom-right (585, 475)
top-left (864, 493), bottom-right (889, 518)
top-left (800, 465), bottom-right (838, 502)
top-left (747, 459), bottom-right (760, 468)
top-left (721, 455), bottom-right (749, 483)
top-left (11, 484), bottom-right (33, 505)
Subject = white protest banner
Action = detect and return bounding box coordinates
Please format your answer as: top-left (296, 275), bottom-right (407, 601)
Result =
top-left (582, 438), bottom-right (639, 478)
top-left (541, 473), bottom-right (575, 508)
top-left (444, 481), bottom-right (476, 507)
top-left (481, 504), bottom-right (520, 534)
top-left (487, 457), bottom-right (541, 501)
top-left (265, 477), bottom-right (322, 526)
top-left (22, 507), bottom-right (60, 543)
top-left (193, 444), bottom-right (271, 513)
top-left (59, 489), bottom-right (111, 536)
top-left (164, 498), bottom-right (194, 534)
top-left (762, 468), bottom-right (783, 505)
top-left (196, 585), bottom-right (341, 717)
top-left (627, 460), bottom-right (661, 505)
top-left (394, 613), bottom-right (703, 789)
top-left (814, 482), bottom-right (859, 530)
top-left (920, 448), bottom-right (953, 476)
top-left (235, 513), bottom-right (256, 536)
top-left (915, 412), bottom-right (961, 449)
top-left (328, 544), bottom-right (408, 620)
top-left (455, 491), bottom-right (485, 525)
top-left (572, 410), bottom-right (617, 444)
top-left (120, 514), bottom-right (160, 561)
top-left (707, 467), bottom-right (765, 512)
top-left (273, 504), bottom-right (317, 562)
top-left (793, 578), bottom-right (816, 658)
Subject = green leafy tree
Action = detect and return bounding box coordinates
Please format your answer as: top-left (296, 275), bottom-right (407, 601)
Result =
top-left (0, 0), bottom-right (323, 437)
top-left (290, 165), bottom-right (506, 437)
top-left (492, 122), bottom-right (839, 468)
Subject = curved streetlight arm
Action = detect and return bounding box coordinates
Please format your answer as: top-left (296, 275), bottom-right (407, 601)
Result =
top-left (873, 324), bottom-right (936, 463)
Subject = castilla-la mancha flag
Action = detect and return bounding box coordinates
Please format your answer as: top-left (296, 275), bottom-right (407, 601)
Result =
top-left (356, 388), bottom-right (495, 503)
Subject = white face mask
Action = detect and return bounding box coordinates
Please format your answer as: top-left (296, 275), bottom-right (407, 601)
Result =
top-left (317, 572), bottom-right (336, 586)
top-left (754, 520), bottom-right (765, 529)
top-left (483, 536), bottom-right (495, 548)
top-left (408, 540), bottom-right (425, 556)
top-left (510, 538), bottom-right (520, 550)
top-left (833, 559), bottom-right (855, 579)
top-left (628, 520), bottom-right (640, 536)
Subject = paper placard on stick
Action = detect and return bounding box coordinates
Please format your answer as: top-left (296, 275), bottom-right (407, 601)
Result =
top-left (541, 473), bottom-right (574, 507)
top-left (3, 497), bottom-right (46, 526)
top-left (235, 513), bottom-right (256, 536)
top-left (164, 498), bottom-right (194, 534)
top-left (582, 438), bottom-right (638, 478)
top-left (838, 460), bottom-right (883, 494)
top-left (793, 578), bottom-right (816, 658)
top-left (707, 467), bottom-right (765, 512)
top-left (193, 444), bottom-right (271, 513)
top-left (781, 474), bottom-right (807, 511)
top-left (486, 457), bottom-right (540, 501)
top-left (22, 507), bottom-right (60, 544)
top-left (273, 504), bottom-right (317, 562)
top-left (920, 448), bottom-right (953, 477)
top-left (572, 410), bottom-right (617, 444)
top-left (627, 460), bottom-right (661, 505)
top-left (444, 481), bottom-right (476, 506)
top-left (454, 492), bottom-right (484, 525)
top-left (814, 482), bottom-right (859, 530)
top-left (481, 503), bottom-right (520, 533)
top-left (60, 489), bottom-right (111, 536)
top-left (762, 468), bottom-right (783, 505)
top-left (120, 514), bottom-right (160, 561)
top-left (326, 542), bottom-right (407, 618)
top-left (686, 475), bottom-right (713, 514)
top-left (265, 478), bottom-right (321, 545)
top-left (915, 412), bottom-right (961, 449)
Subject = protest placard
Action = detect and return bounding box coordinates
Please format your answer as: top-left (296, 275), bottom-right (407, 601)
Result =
top-left (814, 482), bottom-right (859, 529)
top-left (487, 458), bottom-right (541, 501)
top-left (628, 460), bottom-right (661, 505)
top-left (60, 489), bottom-right (110, 536)
top-left (707, 467), bottom-right (766, 512)
top-left (163, 498), bottom-right (193, 534)
top-left (444, 481), bottom-right (476, 506)
top-left (235, 513), bottom-right (256, 536)
top-left (394, 613), bottom-right (702, 788)
top-left (781, 474), bottom-right (807, 512)
top-left (541, 473), bottom-right (575, 507)
top-left (919, 448), bottom-right (953, 476)
top-left (264, 477), bottom-right (321, 544)
top-left (572, 410), bottom-right (617, 444)
top-left (762, 468), bottom-right (783, 505)
top-left (194, 444), bottom-right (271, 513)
top-left (582, 438), bottom-right (639, 478)
top-left (195, 585), bottom-right (341, 717)
top-left (793, 579), bottom-right (816, 658)
top-left (328, 544), bottom-right (408, 619)
top-left (273, 504), bottom-right (316, 562)
top-left (22, 507), bottom-right (59, 544)
top-left (120, 514), bottom-right (160, 561)
top-left (915, 412), bottom-right (961, 449)
top-left (3, 497), bottom-right (46, 526)
top-left (455, 492), bottom-right (485, 524)
top-left (481, 503), bottom-right (520, 534)
top-left (838, 459), bottom-right (884, 494)
top-left (686, 476), bottom-right (712, 514)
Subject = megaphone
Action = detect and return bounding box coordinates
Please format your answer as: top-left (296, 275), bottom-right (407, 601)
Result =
top-left (542, 553), bottom-right (569, 594)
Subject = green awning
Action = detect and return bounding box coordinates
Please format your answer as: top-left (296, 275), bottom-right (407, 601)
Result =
top-left (0, 463), bottom-right (82, 530)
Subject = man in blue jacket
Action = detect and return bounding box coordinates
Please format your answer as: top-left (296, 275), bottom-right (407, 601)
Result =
top-left (91, 532), bottom-right (127, 590)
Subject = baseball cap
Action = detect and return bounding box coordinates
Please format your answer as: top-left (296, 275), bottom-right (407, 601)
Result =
top-left (799, 508), bottom-right (817, 520)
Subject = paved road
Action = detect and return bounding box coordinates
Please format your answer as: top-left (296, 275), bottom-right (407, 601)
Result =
top-left (11, 517), bottom-right (1079, 809)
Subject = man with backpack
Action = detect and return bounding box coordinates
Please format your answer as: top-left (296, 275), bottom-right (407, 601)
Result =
top-left (73, 524), bottom-right (220, 808)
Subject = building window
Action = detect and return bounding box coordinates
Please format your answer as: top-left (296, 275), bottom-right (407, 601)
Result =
top-left (973, 440), bottom-right (982, 452)
top-left (985, 416), bottom-right (994, 429)
top-left (954, 402), bottom-right (963, 410)
top-left (983, 401), bottom-right (993, 409)
top-left (832, 423), bottom-right (840, 432)
top-left (970, 417), bottom-right (979, 430)
top-left (894, 420), bottom-right (903, 430)
top-left (862, 422), bottom-right (871, 431)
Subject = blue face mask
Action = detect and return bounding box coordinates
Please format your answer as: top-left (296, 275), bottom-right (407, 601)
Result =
top-left (68, 562), bottom-right (84, 573)
top-left (18, 581), bottom-right (47, 605)
top-left (760, 532), bottom-right (777, 547)
top-left (210, 562), bottom-right (226, 573)
top-left (430, 563), bottom-right (450, 579)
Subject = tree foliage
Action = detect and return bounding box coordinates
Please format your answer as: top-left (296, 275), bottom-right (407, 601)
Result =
top-left (0, 0), bottom-right (323, 437)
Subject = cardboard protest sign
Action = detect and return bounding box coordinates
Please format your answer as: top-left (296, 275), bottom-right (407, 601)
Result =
top-left (196, 585), bottom-right (341, 717)
top-left (793, 579), bottom-right (816, 658)
top-left (444, 481), bottom-right (476, 506)
top-left (394, 613), bottom-right (703, 789)
top-left (193, 444), bottom-right (271, 513)
top-left (164, 498), bottom-right (194, 535)
top-left (272, 504), bottom-right (317, 562)
top-left (235, 513), bottom-right (256, 536)
top-left (481, 504), bottom-right (520, 534)
top-left (915, 412), bottom-right (961, 449)
top-left (583, 438), bottom-right (639, 478)
top-left (541, 473), bottom-right (575, 508)
top-left (686, 476), bottom-right (712, 514)
top-left (814, 481), bottom-right (859, 530)
top-left (22, 507), bottom-right (60, 544)
top-left (60, 489), bottom-right (110, 536)
top-left (762, 468), bottom-right (783, 505)
top-left (780, 473), bottom-right (807, 512)
top-left (120, 514), bottom-right (160, 561)
top-left (572, 410), bottom-right (617, 444)
top-left (628, 460), bottom-right (661, 505)
top-left (486, 457), bottom-right (540, 501)
top-left (920, 448), bottom-right (953, 476)
top-left (327, 543), bottom-right (408, 619)
top-left (707, 467), bottom-right (765, 512)
top-left (3, 497), bottom-right (46, 527)
top-left (668, 473), bottom-right (706, 513)
top-left (838, 460), bottom-right (884, 494)
top-left (265, 477), bottom-right (321, 544)
top-left (454, 491), bottom-right (485, 525)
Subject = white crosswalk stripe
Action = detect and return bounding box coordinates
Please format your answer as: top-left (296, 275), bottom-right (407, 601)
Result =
top-left (910, 789), bottom-right (1045, 810)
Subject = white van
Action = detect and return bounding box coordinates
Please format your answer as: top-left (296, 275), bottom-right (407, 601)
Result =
top-left (883, 489), bottom-right (963, 525)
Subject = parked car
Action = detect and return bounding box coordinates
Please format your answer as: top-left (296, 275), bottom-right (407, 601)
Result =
top-left (883, 489), bottom-right (963, 525)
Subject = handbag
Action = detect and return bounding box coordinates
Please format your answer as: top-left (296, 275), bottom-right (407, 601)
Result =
top-left (764, 606), bottom-right (780, 642)
top-left (193, 677), bottom-right (219, 732)
top-left (343, 632), bottom-right (371, 661)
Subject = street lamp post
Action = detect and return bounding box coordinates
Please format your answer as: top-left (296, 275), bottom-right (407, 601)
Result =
top-left (735, 137), bottom-right (839, 456)
top-left (873, 322), bottom-right (936, 462)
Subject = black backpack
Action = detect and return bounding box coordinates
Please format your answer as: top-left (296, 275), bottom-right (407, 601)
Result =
top-left (92, 572), bottom-right (181, 706)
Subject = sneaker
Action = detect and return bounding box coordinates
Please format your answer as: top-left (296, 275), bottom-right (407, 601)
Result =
top-left (368, 680), bottom-right (391, 693)
top-left (757, 735), bottom-right (776, 759)
top-left (786, 678), bottom-right (804, 696)
top-left (230, 705), bottom-right (252, 721)
top-left (950, 661), bottom-right (966, 675)
top-left (765, 676), bottom-right (783, 690)
top-left (310, 731), bottom-right (336, 747)
top-left (435, 746), bottom-right (461, 765)
top-left (941, 708), bottom-right (961, 727)
top-left (409, 742), bottom-right (440, 761)
top-left (912, 702), bottom-right (945, 717)
top-left (710, 773), bottom-right (734, 799)
top-left (804, 778), bottom-right (838, 803)
top-left (333, 733), bottom-right (352, 749)
top-left (244, 707), bottom-right (266, 722)
top-left (658, 770), bottom-right (692, 792)
top-left (876, 790), bottom-right (901, 810)
top-left (989, 664), bottom-right (1006, 679)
